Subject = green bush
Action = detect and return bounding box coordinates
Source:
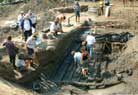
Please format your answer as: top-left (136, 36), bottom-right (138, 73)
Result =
top-left (0, 0), bottom-right (3, 3)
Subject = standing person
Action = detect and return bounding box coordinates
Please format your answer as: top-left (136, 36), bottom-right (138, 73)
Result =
top-left (98, 0), bottom-right (104, 16)
top-left (85, 32), bottom-right (96, 59)
top-left (3, 36), bottom-right (17, 69)
top-left (21, 14), bottom-right (33, 41)
top-left (73, 1), bottom-right (81, 23)
top-left (71, 51), bottom-right (82, 67)
top-left (17, 11), bottom-right (25, 30)
top-left (104, 0), bottom-right (111, 17)
top-left (26, 34), bottom-right (37, 56)
top-left (28, 10), bottom-right (37, 29)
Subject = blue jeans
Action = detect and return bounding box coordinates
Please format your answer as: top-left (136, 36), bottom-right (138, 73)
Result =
top-left (74, 55), bottom-right (81, 67)
top-left (86, 44), bottom-right (93, 58)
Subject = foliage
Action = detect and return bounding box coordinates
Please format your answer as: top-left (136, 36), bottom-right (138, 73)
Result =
top-left (0, 0), bottom-right (3, 3)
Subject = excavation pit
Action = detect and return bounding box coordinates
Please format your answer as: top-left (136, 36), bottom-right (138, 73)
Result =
top-left (20, 25), bottom-right (133, 94)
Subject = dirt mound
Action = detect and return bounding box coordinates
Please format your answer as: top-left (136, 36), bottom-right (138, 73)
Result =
top-left (0, 63), bottom-right (15, 81)
top-left (0, 78), bottom-right (36, 95)
top-left (109, 36), bottom-right (138, 72)
top-left (107, 35), bottom-right (138, 94)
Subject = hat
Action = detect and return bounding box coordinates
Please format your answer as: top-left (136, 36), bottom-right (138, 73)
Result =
top-left (20, 11), bottom-right (24, 14)
top-left (28, 10), bottom-right (32, 14)
top-left (92, 31), bottom-right (95, 34)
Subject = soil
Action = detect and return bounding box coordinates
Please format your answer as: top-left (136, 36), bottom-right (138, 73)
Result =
top-left (0, 78), bottom-right (36, 95)
top-left (1, 0), bottom-right (138, 95)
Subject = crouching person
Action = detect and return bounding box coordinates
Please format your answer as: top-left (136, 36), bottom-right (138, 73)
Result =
top-left (49, 19), bottom-right (63, 38)
top-left (15, 53), bottom-right (26, 71)
top-left (80, 47), bottom-right (91, 77)
top-left (56, 14), bottom-right (66, 33)
top-left (71, 51), bottom-right (82, 68)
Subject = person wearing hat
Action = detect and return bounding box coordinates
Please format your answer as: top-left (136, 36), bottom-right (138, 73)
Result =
top-left (85, 31), bottom-right (96, 59)
top-left (18, 11), bottom-right (25, 29)
top-left (26, 34), bottom-right (37, 56)
top-left (28, 10), bottom-right (37, 28)
top-left (21, 13), bottom-right (33, 41)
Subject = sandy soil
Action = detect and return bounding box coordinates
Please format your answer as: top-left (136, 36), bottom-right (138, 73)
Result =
top-left (0, 78), bottom-right (37, 95)
top-left (0, 0), bottom-right (138, 95)
top-left (88, 83), bottom-right (125, 95)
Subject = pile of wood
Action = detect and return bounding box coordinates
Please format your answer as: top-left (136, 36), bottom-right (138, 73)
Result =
top-left (96, 32), bottom-right (133, 43)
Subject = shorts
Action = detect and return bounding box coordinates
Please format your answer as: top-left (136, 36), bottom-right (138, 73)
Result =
top-left (75, 11), bottom-right (80, 17)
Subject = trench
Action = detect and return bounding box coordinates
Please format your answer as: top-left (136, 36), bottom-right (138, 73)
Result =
top-left (18, 21), bottom-right (133, 94)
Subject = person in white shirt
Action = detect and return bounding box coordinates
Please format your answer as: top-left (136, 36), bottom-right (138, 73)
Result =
top-left (17, 11), bottom-right (25, 29)
top-left (50, 19), bottom-right (61, 35)
top-left (21, 14), bottom-right (33, 41)
top-left (28, 10), bottom-right (37, 28)
top-left (71, 51), bottom-right (82, 67)
top-left (26, 35), bottom-right (37, 56)
top-left (85, 32), bottom-right (96, 58)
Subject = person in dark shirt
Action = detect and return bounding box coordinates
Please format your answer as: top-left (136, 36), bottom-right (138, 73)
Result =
top-left (3, 36), bottom-right (17, 69)
top-left (80, 47), bottom-right (90, 77)
top-left (80, 47), bottom-right (90, 67)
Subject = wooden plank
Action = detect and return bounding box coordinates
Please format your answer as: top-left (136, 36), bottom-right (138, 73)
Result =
top-left (72, 67), bottom-right (82, 82)
top-left (53, 58), bottom-right (71, 82)
top-left (54, 80), bottom-right (123, 88)
top-left (62, 62), bottom-right (75, 81)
